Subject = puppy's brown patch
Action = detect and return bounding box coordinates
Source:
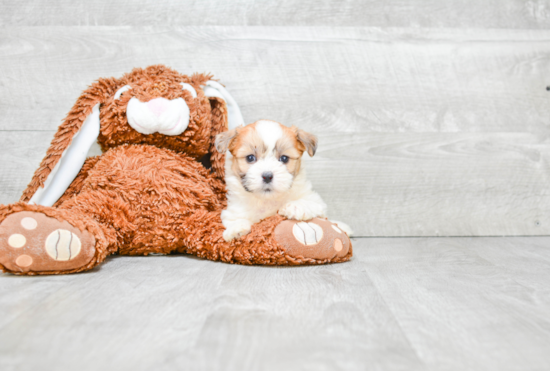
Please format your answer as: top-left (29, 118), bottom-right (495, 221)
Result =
top-left (275, 127), bottom-right (304, 176)
top-left (228, 124), bottom-right (268, 178)
top-left (215, 121), bottom-right (317, 188)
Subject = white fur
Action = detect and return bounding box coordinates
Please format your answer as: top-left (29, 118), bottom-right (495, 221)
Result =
top-left (29, 103), bottom-right (101, 207)
top-left (221, 121), bottom-right (329, 241)
top-left (180, 83), bottom-right (197, 98)
top-left (255, 119), bottom-right (283, 149)
top-left (330, 220), bottom-right (354, 236)
top-left (203, 81), bottom-right (246, 130)
top-left (126, 97), bottom-right (190, 136)
top-left (114, 85), bottom-right (131, 100)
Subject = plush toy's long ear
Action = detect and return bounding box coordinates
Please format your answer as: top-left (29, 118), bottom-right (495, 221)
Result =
top-left (203, 81), bottom-right (245, 180)
top-left (203, 81), bottom-right (245, 131)
top-left (21, 78), bottom-right (118, 205)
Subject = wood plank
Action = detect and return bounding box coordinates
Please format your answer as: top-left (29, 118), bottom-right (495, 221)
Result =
top-left (0, 242), bottom-right (421, 371)
top-left (310, 131), bottom-right (550, 236)
top-left (0, 131), bottom-right (103, 204)
top-left (1, 0), bottom-right (550, 29)
top-left (2, 237), bottom-right (550, 370)
top-left (0, 27), bottom-right (549, 133)
top-left (0, 131), bottom-right (52, 205)
top-left (360, 237), bottom-right (550, 370)
top-left (1, 131), bottom-right (549, 237)
top-left (0, 255), bottom-right (232, 370)
top-left (461, 237), bottom-right (550, 307)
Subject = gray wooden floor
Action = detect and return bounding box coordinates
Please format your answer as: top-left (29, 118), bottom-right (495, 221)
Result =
top-left (1, 237), bottom-right (550, 371)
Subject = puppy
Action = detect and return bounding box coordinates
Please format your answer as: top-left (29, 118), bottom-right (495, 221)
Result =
top-left (215, 119), bottom-right (352, 241)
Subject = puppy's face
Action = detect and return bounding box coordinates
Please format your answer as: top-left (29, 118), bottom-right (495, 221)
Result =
top-left (216, 120), bottom-right (317, 196)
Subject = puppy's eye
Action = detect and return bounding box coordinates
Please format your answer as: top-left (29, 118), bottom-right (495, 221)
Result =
top-left (246, 155), bottom-right (256, 163)
top-left (279, 155), bottom-right (289, 164)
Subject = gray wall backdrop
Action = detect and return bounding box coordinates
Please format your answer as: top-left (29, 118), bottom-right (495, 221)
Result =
top-left (1, 1), bottom-right (550, 236)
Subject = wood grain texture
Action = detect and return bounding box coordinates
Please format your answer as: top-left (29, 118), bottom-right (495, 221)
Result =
top-left (0, 132), bottom-right (51, 205)
top-left (1, 27), bottom-right (549, 133)
top-left (1, 26), bottom-right (549, 237)
top-left (1, 0), bottom-right (550, 29)
top-left (359, 237), bottom-right (550, 371)
top-left (1, 237), bottom-right (550, 371)
top-left (310, 132), bottom-right (550, 236)
top-left (0, 131), bottom-right (549, 237)
top-left (2, 4), bottom-right (550, 371)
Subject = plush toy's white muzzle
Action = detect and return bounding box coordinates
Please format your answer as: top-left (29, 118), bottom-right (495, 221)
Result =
top-left (126, 97), bottom-right (190, 136)
top-left (28, 80), bottom-right (245, 207)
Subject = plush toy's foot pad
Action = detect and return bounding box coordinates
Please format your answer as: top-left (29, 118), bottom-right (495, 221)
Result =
top-left (0, 211), bottom-right (96, 274)
top-left (274, 218), bottom-right (351, 262)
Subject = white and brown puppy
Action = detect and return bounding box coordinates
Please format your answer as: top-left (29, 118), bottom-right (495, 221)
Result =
top-left (215, 119), bottom-right (351, 241)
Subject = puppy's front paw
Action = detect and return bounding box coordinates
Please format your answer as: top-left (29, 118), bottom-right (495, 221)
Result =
top-left (278, 201), bottom-right (325, 221)
top-left (223, 220), bottom-right (252, 241)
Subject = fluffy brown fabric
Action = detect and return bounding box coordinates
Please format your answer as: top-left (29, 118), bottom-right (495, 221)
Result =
top-left (0, 65), bottom-right (352, 275)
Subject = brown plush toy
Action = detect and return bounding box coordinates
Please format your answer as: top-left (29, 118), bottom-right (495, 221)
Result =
top-left (0, 65), bottom-right (352, 275)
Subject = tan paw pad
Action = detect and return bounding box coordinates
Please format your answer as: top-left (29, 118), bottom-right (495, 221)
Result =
top-left (15, 255), bottom-right (33, 267)
top-left (21, 217), bottom-right (38, 230)
top-left (45, 230), bottom-right (82, 261)
top-left (333, 238), bottom-right (343, 252)
top-left (292, 222), bottom-right (324, 245)
top-left (8, 234), bottom-right (26, 248)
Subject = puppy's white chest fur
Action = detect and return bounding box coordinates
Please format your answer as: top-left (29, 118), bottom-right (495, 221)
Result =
top-left (244, 195), bottom-right (285, 222)
top-left (224, 160), bottom-right (313, 220)
top-left (222, 155), bottom-right (326, 241)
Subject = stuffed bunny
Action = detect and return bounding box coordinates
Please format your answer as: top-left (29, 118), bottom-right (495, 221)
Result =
top-left (0, 65), bottom-right (352, 275)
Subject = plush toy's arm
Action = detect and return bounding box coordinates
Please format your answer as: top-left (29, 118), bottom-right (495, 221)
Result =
top-left (20, 78), bottom-right (118, 204)
top-left (203, 81), bottom-right (245, 181)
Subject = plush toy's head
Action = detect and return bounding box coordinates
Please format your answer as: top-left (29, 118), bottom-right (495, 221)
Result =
top-left (21, 65), bottom-right (244, 205)
top-left (99, 66), bottom-right (213, 158)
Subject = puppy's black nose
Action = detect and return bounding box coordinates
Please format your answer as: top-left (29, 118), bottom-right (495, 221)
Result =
top-left (262, 172), bottom-right (273, 184)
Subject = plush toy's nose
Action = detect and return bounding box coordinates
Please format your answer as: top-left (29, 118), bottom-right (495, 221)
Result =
top-left (147, 98), bottom-right (170, 117)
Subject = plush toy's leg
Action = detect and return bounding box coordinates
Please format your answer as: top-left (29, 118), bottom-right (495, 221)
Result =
top-left (179, 210), bottom-right (352, 265)
top-left (0, 203), bottom-right (110, 275)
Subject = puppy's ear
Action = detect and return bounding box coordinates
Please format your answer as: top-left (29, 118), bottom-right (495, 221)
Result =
top-left (296, 128), bottom-right (318, 157)
top-left (215, 126), bottom-right (240, 153)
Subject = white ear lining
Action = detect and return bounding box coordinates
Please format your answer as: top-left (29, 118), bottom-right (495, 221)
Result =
top-left (114, 85), bottom-right (131, 100)
top-left (203, 81), bottom-right (245, 130)
top-left (29, 103), bottom-right (101, 206)
top-left (180, 83), bottom-right (197, 98)
top-left (27, 82), bottom-right (242, 206)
